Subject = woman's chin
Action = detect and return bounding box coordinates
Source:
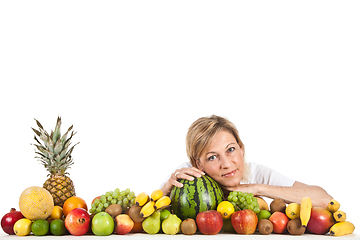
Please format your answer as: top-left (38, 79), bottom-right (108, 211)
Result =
top-left (217, 178), bottom-right (241, 189)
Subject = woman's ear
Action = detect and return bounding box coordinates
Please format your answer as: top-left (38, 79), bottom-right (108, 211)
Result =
top-left (196, 159), bottom-right (204, 171)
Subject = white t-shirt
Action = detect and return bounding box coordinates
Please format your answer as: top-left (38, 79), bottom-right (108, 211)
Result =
top-left (162, 162), bottom-right (295, 187)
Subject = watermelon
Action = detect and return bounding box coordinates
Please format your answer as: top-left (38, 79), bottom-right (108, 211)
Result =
top-left (170, 175), bottom-right (224, 221)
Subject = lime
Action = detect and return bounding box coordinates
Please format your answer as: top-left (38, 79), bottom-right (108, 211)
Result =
top-left (50, 219), bottom-right (66, 236)
top-left (31, 219), bottom-right (49, 236)
top-left (257, 210), bottom-right (271, 221)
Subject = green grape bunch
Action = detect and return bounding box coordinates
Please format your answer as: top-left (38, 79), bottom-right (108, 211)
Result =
top-left (89, 188), bottom-right (136, 214)
top-left (227, 191), bottom-right (260, 214)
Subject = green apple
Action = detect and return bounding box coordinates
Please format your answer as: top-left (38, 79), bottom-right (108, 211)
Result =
top-left (91, 212), bottom-right (114, 236)
top-left (257, 210), bottom-right (271, 221)
top-left (160, 209), bottom-right (171, 222)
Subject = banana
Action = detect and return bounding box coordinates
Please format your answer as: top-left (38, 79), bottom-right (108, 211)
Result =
top-left (329, 221), bottom-right (355, 236)
top-left (326, 199), bottom-right (340, 213)
top-left (300, 197), bottom-right (312, 227)
top-left (135, 192), bottom-right (149, 207)
top-left (140, 201), bottom-right (155, 218)
top-left (150, 189), bottom-right (163, 202)
top-left (333, 210), bottom-right (346, 222)
top-left (154, 196), bottom-right (171, 210)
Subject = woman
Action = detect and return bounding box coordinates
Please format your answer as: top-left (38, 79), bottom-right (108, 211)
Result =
top-left (161, 115), bottom-right (332, 208)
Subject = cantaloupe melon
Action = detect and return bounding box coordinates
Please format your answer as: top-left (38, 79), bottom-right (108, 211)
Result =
top-left (19, 186), bottom-right (54, 220)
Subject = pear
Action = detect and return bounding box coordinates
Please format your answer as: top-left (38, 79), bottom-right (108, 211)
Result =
top-left (162, 213), bottom-right (182, 235)
top-left (142, 211), bottom-right (161, 234)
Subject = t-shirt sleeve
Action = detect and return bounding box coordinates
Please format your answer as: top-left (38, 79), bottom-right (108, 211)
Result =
top-left (249, 163), bottom-right (295, 187)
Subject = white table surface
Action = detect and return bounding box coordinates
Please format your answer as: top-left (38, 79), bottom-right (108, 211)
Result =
top-left (0, 232), bottom-right (359, 239)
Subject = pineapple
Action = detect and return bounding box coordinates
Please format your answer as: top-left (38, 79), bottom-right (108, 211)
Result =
top-left (32, 117), bottom-right (79, 207)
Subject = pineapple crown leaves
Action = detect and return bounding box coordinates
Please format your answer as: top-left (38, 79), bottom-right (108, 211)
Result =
top-left (31, 117), bottom-right (79, 175)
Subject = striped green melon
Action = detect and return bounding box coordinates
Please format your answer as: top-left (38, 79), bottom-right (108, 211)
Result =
top-left (170, 175), bottom-right (224, 220)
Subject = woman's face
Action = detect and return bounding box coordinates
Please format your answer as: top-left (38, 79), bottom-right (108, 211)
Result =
top-left (197, 130), bottom-right (245, 187)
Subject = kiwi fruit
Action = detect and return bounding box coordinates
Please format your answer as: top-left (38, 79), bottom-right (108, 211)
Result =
top-left (181, 218), bottom-right (197, 235)
top-left (105, 204), bottom-right (122, 218)
top-left (258, 219), bottom-right (273, 235)
top-left (270, 198), bottom-right (286, 213)
top-left (287, 219), bottom-right (306, 235)
top-left (128, 205), bottom-right (145, 223)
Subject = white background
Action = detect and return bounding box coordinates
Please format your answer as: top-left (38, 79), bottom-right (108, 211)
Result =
top-left (1, 0), bottom-right (359, 236)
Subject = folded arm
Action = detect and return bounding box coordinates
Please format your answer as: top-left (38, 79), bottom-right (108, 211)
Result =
top-left (223, 181), bottom-right (332, 208)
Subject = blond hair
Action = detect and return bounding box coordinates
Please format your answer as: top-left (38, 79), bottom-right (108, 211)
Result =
top-left (186, 115), bottom-right (250, 183)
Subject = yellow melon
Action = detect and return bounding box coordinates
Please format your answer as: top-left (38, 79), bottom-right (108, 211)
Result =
top-left (19, 186), bottom-right (54, 220)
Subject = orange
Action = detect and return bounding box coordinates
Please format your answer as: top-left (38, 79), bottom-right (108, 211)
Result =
top-left (131, 221), bottom-right (143, 233)
top-left (63, 196), bottom-right (88, 217)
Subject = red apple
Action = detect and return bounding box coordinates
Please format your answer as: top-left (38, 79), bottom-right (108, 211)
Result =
top-left (65, 208), bottom-right (90, 236)
top-left (269, 212), bottom-right (289, 234)
top-left (307, 207), bottom-right (335, 235)
top-left (231, 209), bottom-right (258, 235)
top-left (115, 214), bottom-right (134, 235)
top-left (1, 208), bottom-right (24, 235)
top-left (196, 210), bottom-right (223, 235)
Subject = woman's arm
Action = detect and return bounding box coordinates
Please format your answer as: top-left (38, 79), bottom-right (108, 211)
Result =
top-left (224, 181), bottom-right (332, 208)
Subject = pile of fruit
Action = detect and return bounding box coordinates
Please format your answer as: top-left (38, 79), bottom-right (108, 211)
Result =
top-left (0, 117), bottom-right (356, 237)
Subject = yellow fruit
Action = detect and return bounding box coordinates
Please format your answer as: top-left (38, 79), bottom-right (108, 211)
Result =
top-left (329, 221), bottom-right (355, 236)
top-left (286, 203), bottom-right (301, 220)
top-left (300, 197), bottom-right (312, 227)
top-left (49, 206), bottom-right (63, 220)
top-left (333, 210), bottom-right (346, 222)
top-left (326, 199), bottom-right (340, 213)
top-left (19, 186), bottom-right (54, 220)
top-left (154, 196), bottom-right (171, 210)
top-left (13, 219), bottom-right (32, 236)
top-left (135, 192), bottom-right (150, 207)
top-left (256, 197), bottom-right (269, 211)
top-left (217, 201), bottom-right (235, 219)
top-left (140, 201), bottom-right (155, 218)
top-left (150, 189), bottom-right (163, 202)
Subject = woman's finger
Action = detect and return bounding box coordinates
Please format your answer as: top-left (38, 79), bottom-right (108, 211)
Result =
top-left (178, 167), bottom-right (205, 178)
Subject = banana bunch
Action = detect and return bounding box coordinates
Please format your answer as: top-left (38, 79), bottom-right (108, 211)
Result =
top-left (325, 199), bottom-right (355, 236)
top-left (135, 189), bottom-right (171, 218)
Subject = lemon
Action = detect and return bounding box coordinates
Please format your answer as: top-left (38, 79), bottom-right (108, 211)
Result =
top-left (49, 206), bottom-right (63, 220)
top-left (286, 203), bottom-right (301, 219)
top-left (13, 218), bottom-right (32, 236)
top-left (217, 201), bottom-right (235, 219)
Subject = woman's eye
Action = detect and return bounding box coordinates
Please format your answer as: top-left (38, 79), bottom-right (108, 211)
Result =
top-left (208, 155), bottom-right (217, 161)
top-left (228, 147), bottom-right (235, 152)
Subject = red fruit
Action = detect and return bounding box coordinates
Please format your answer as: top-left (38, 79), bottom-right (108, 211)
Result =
top-left (307, 207), bottom-right (335, 235)
top-left (65, 208), bottom-right (91, 236)
top-left (269, 212), bottom-right (289, 234)
top-left (196, 210), bottom-right (223, 235)
top-left (231, 209), bottom-right (258, 234)
top-left (1, 208), bottom-right (24, 235)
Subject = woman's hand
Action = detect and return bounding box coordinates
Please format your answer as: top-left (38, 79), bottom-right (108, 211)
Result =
top-left (170, 167), bottom-right (205, 187)
top-left (161, 167), bottom-right (205, 196)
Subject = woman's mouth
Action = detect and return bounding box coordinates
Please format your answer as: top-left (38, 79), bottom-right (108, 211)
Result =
top-left (221, 170), bottom-right (236, 178)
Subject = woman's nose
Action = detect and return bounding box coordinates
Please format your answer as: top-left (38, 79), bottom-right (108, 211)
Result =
top-left (220, 156), bottom-right (231, 168)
